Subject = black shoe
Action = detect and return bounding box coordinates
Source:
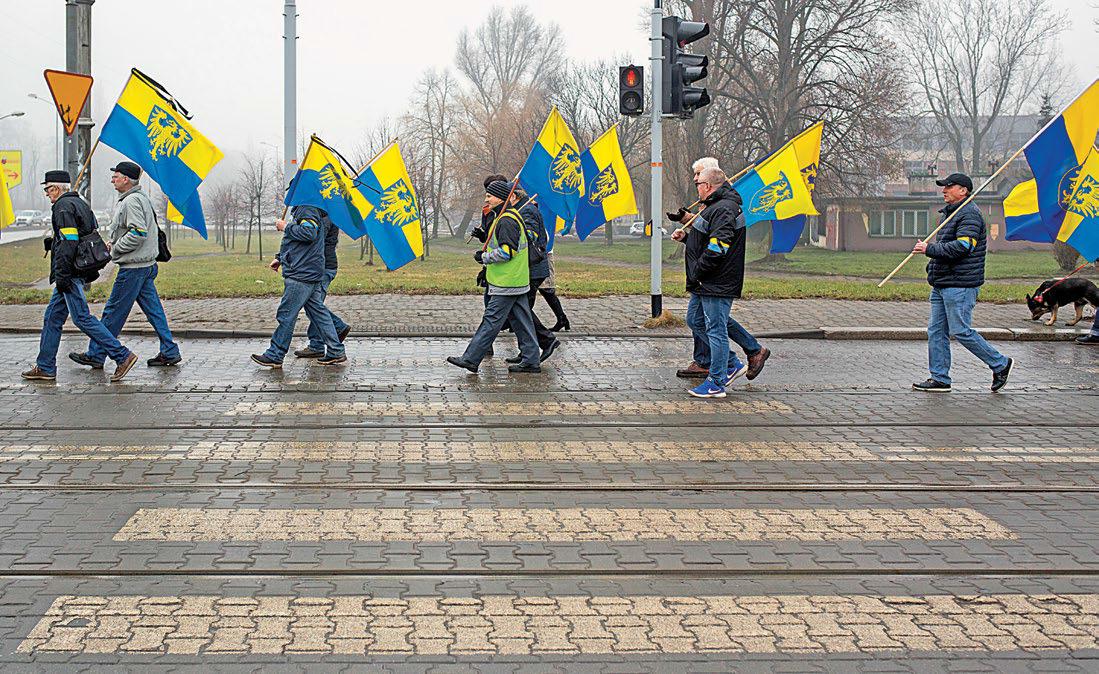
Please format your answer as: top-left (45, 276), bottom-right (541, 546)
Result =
top-left (293, 347), bottom-right (324, 358)
top-left (1076, 334), bottom-right (1099, 345)
top-left (539, 339), bottom-right (560, 363)
top-left (508, 363), bottom-right (541, 373)
top-left (991, 358), bottom-right (1012, 392)
top-left (550, 316), bottom-right (571, 332)
top-left (318, 354), bottom-right (347, 365)
top-left (251, 354), bottom-right (282, 368)
top-left (68, 352), bottom-right (104, 369)
top-left (505, 355), bottom-right (522, 364)
top-left (147, 353), bottom-right (181, 367)
top-left (912, 378), bottom-right (951, 392)
top-left (446, 356), bottom-right (478, 373)
top-left (337, 325), bottom-right (351, 343)
top-left (485, 346), bottom-right (494, 358)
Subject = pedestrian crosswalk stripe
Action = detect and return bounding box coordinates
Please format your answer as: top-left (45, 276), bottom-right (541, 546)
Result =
top-left (0, 442), bottom-right (1094, 462)
top-left (225, 400), bottom-right (795, 416)
top-left (112, 507), bottom-right (1016, 542)
top-left (19, 593), bottom-right (1097, 654)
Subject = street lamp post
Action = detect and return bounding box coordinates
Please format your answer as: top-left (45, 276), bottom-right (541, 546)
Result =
top-left (27, 94), bottom-right (60, 167)
top-left (0, 111), bottom-right (26, 121)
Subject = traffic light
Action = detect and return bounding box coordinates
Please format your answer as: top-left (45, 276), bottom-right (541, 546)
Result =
top-left (619, 64), bottom-right (644, 116)
top-left (661, 16), bottom-right (710, 118)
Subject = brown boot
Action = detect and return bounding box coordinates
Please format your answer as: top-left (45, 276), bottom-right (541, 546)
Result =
top-left (21, 366), bottom-right (56, 381)
top-left (746, 347), bottom-right (770, 381)
top-left (110, 352), bottom-right (139, 382)
top-left (676, 362), bottom-right (709, 378)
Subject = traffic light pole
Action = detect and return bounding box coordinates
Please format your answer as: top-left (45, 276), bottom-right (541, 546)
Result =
top-left (648, 0), bottom-right (663, 318)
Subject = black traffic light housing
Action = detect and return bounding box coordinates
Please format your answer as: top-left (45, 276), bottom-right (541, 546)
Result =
top-left (662, 16), bottom-right (710, 118)
top-left (619, 65), bottom-right (644, 116)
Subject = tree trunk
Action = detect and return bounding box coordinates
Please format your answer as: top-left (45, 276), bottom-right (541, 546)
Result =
top-left (1052, 241), bottom-right (1081, 272)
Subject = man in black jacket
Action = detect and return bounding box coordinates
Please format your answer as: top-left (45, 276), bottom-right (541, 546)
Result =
top-left (670, 167), bottom-right (749, 398)
top-left (22, 170), bottom-right (138, 382)
top-left (912, 173), bottom-right (1011, 392)
top-left (293, 209), bottom-right (352, 359)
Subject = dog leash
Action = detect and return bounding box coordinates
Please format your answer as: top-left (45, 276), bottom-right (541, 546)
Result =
top-left (1034, 260), bottom-right (1093, 303)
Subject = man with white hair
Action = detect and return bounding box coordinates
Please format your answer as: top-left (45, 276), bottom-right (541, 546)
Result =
top-left (69, 161), bottom-right (181, 370)
top-left (668, 157), bottom-right (771, 383)
top-left (22, 170), bottom-right (137, 382)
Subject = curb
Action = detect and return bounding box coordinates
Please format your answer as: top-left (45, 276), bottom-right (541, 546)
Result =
top-left (0, 325), bottom-right (1085, 341)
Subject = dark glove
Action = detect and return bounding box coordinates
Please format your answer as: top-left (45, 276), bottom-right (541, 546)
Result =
top-left (470, 227), bottom-right (488, 243)
top-left (666, 207), bottom-right (688, 223)
top-left (55, 279), bottom-right (71, 294)
top-left (43, 236), bottom-right (53, 253)
top-left (473, 250), bottom-right (484, 264)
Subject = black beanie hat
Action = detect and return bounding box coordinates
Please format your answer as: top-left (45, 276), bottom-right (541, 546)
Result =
top-left (485, 180), bottom-right (513, 201)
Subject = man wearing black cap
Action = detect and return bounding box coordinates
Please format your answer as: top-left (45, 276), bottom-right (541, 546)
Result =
top-left (21, 170), bottom-right (138, 382)
top-left (911, 172), bottom-right (1012, 392)
top-left (447, 180), bottom-right (540, 374)
top-left (69, 161), bottom-right (181, 371)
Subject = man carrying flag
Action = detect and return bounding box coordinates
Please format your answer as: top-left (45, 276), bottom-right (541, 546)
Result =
top-left (911, 173), bottom-right (1012, 392)
top-left (251, 204), bottom-right (345, 368)
top-left (669, 167), bottom-right (751, 398)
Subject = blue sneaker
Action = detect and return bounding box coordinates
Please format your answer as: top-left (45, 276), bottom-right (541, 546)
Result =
top-left (725, 360), bottom-right (747, 386)
top-left (688, 377), bottom-right (726, 398)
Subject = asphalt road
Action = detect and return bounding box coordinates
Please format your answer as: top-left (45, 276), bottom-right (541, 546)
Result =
top-left (0, 335), bottom-right (1096, 671)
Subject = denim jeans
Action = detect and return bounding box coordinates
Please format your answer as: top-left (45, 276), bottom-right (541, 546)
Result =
top-left (36, 280), bottom-right (130, 375)
top-left (262, 277), bottom-right (343, 362)
top-left (1090, 310), bottom-right (1099, 337)
top-left (87, 264), bottom-right (179, 362)
top-left (688, 294), bottom-right (738, 381)
top-left (305, 269), bottom-right (349, 351)
top-left (686, 293), bottom-right (757, 372)
top-left (462, 293), bottom-right (539, 367)
top-left (927, 286), bottom-right (1008, 384)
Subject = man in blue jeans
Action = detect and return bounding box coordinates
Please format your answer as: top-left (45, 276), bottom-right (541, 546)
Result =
top-left (669, 167), bottom-right (751, 398)
top-left (69, 162), bottom-right (180, 370)
top-left (293, 209), bottom-right (351, 358)
top-left (912, 173), bottom-right (1012, 392)
top-left (21, 170), bottom-right (138, 383)
top-left (1076, 311), bottom-right (1099, 345)
top-left (252, 205), bottom-right (345, 368)
top-left (670, 157), bottom-right (770, 381)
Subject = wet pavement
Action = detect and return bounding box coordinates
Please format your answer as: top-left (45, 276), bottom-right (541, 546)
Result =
top-left (0, 333), bottom-right (1096, 670)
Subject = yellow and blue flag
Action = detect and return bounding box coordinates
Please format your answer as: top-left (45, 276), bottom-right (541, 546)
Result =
top-left (767, 122), bottom-right (823, 253)
top-left (574, 126), bottom-right (637, 241)
top-left (285, 136), bottom-right (373, 240)
top-left (356, 141), bottom-right (423, 271)
top-left (98, 69), bottom-right (222, 238)
top-left (1022, 79), bottom-right (1099, 232)
top-left (732, 130), bottom-right (819, 227)
top-left (1002, 180), bottom-right (1051, 243)
top-left (517, 107), bottom-right (584, 225)
top-left (1058, 147), bottom-right (1099, 262)
top-left (0, 172), bottom-right (13, 229)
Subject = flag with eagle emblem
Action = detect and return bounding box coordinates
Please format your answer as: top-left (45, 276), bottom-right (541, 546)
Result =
top-left (518, 107), bottom-right (584, 229)
top-left (98, 69), bottom-right (223, 238)
top-left (356, 140), bottom-right (423, 271)
top-left (574, 126), bottom-right (637, 241)
top-left (284, 136), bottom-right (373, 241)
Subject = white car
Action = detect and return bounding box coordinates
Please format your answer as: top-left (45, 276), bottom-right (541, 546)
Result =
top-left (14, 210), bottom-right (42, 226)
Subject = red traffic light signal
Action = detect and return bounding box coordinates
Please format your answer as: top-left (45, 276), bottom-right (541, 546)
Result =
top-left (619, 65), bottom-right (644, 116)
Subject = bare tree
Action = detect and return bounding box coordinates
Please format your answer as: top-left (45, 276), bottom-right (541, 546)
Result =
top-left (902, 0), bottom-right (1067, 173)
top-left (402, 69), bottom-right (460, 240)
top-left (238, 150), bottom-right (278, 259)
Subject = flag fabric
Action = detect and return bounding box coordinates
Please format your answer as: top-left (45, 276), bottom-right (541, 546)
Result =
top-left (537, 200), bottom-right (569, 253)
top-left (98, 69), bottom-right (222, 238)
top-left (765, 121), bottom-right (824, 253)
top-left (574, 126), bottom-right (637, 241)
top-left (355, 141), bottom-right (423, 271)
top-left (1058, 147), bottom-right (1099, 262)
top-left (285, 136), bottom-right (373, 240)
top-left (1002, 180), bottom-right (1052, 243)
top-left (1022, 79), bottom-right (1099, 233)
top-left (731, 129), bottom-right (819, 228)
top-left (517, 107), bottom-right (584, 225)
top-left (0, 172), bottom-right (14, 228)
top-left (166, 200), bottom-right (184, 225)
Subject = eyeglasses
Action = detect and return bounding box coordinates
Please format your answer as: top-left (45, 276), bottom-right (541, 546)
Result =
top-left (42, 186), bottom-right (55, 193)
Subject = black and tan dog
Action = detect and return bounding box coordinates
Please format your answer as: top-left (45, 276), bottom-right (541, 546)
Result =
top-left (1026, 278), bottom-right (1099, 326)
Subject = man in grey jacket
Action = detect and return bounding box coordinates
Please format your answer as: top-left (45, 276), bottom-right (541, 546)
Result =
top-left (69, 162), bottom-right (181, 369)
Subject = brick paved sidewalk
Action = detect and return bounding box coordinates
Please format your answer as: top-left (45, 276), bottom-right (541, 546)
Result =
top-left (0, 294), bottom-right (1091, 339)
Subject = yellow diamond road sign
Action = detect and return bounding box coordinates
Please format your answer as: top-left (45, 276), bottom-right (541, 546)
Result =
top-left (0, 151), bottom-right (22, 189)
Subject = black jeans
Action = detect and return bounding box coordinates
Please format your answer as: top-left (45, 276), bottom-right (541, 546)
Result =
top-left (527, 277), bottom-right (556, 349)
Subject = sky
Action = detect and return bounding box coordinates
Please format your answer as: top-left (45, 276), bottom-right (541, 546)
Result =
top-left (0, 0), bottom-right (1096, 205)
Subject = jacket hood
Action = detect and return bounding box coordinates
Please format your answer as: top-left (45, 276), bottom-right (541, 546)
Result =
top-left (704, 183), bottom-right (740, 206)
